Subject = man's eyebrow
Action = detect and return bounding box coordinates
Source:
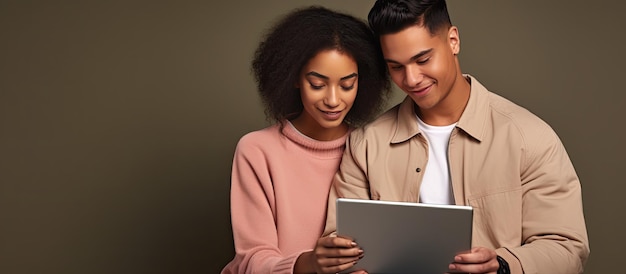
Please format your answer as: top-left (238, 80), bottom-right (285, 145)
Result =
top-left (385, 48), bottom-right (433, 64)
top-left (306, 71), bottom-right (358, 81)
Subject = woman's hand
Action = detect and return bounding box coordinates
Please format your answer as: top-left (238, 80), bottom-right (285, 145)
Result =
top-left (295, 236), bottom-right (364, 273)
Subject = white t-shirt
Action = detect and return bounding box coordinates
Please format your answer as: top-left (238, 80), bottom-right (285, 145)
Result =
top-left (416, 116), bottom-right (456, 205)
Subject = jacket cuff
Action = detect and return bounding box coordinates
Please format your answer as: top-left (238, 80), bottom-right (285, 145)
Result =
top-left (495, 248), bottom-right (523, 274)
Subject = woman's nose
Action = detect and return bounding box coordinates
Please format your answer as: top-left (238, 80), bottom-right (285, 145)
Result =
top-left (324, 87), bottom-right (339, 107)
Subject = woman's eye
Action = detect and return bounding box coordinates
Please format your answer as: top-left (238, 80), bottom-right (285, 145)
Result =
top-left (417, 57), bottom-right (430, 65)
top-left (310, 83), bottom-right (324, 90)
top-left (341, 85), bottom-right (355, 91)
top-left (389, 65), bottom-right (403, 71)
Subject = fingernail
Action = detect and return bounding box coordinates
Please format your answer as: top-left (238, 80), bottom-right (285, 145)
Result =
top-left (358, 249), bottom-right (364, 254)
top-left (351, 241), bottom-right (357, 247)
top-left (448, 264), bottom-right (456, 270)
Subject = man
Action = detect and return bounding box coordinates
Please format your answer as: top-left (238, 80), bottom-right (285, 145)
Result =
top-left (320, 0), bottom-right (590, 273)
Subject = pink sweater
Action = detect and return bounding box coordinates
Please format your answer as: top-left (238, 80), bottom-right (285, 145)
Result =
top-left (221, 122), bottom-right (348, 274)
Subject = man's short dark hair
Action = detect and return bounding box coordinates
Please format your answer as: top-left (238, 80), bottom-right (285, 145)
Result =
top-left (368, 0), bottom-right (452, 36)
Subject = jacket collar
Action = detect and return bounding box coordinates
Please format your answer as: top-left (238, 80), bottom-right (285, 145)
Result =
top-left (391, 74), bottom-right (489, 144)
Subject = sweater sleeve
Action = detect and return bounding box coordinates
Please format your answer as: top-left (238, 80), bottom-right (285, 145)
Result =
top-left (323, 129), bottom-right (371, 237)
top-left (503, 124), bottom-right (590, 274)
top-left (221, 136), bottom-right (304, 274)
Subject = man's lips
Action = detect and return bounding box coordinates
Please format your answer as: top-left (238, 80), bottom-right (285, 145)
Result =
top-left (408, 83), bottom-right (434, 95)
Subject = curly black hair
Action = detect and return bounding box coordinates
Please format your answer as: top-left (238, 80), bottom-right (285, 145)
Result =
top-left (252, 6), bottom-right (391, 127)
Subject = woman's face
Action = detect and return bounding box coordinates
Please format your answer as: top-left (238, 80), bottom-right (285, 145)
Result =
top-left (294, 49), bottom-right (358, 141)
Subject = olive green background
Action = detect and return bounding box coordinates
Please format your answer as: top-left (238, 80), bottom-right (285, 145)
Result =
top-left (1, 1), bottom-right (623, 273)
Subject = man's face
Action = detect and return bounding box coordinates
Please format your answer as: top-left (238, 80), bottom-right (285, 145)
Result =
top-left (380, 24), bottom-right (460, 113)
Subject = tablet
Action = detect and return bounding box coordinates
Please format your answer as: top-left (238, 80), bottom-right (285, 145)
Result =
top-left (336, 198), bottom-right (473, 273)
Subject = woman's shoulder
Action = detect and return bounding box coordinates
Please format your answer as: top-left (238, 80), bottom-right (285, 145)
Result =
top-left (235, 124), bottom-right (282, 151)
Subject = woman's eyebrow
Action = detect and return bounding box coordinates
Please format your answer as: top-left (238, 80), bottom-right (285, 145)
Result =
top-left (305, 71), bottom-right (358, 81)
top-left (305, 71), bottom-right (328, 79)
top-left (340, 73), bottom-right (358, 81)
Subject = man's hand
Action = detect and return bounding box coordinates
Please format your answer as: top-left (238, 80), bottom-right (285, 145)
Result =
top-left (448, 247), bottom-right (499, 274)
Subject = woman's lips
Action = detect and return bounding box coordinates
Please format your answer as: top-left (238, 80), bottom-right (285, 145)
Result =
top-left (321, 110), bottom-right (343, 120)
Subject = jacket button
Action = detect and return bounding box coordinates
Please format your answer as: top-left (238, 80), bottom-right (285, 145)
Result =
top-left (416, 167), bottom-right (421, 172)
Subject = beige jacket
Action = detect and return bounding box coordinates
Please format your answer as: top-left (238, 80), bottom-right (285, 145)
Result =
top-left (324, 76), bottom-right (589, 274)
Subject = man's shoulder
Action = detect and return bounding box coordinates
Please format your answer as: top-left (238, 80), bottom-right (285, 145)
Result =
top-left (468, 75), bottom-right (558, 145)
top-left (486, 91), bottom-right (552, 131)
top-left (469, 75), bottom-right (546, 127)
top-left (367, 103), bottom-right (403, 128)
top-left (483, 90), bottom-right (561, 149)
top-left (349, 102), bottom-right (403, 144)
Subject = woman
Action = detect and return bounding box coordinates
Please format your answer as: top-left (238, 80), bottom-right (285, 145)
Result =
top-left (222, 6), bottom-right (390, 274)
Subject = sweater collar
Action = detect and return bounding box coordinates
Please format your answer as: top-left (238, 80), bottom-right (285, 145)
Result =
top-left (280, 121), bottom-right (349, 158)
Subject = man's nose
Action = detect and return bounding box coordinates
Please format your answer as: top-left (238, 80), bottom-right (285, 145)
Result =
top-left (404, 65), bottom-right (424, 87)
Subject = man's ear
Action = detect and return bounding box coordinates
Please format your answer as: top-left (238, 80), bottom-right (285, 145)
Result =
top-left (448, 26), bottom-right (460, 55)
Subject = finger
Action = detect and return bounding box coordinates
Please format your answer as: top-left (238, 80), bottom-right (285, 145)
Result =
top-left (315, 246), bottom-right (363, 259)
top-left (321, 258), bottom-right (363, 274)
top-left (317, 254), bottom-right (363, 267)
top-left (320, 236), bottom-right (358, 248)
top-left (454, 247), bottom-right (495, 263)
top-left (448, 260), bottom-right (499, 273)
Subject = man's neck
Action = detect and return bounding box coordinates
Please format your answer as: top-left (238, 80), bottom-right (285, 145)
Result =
top-left (417, 75), bottom-right (471, 126)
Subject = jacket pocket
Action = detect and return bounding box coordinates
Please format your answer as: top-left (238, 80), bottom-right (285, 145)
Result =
top-left (467, 188), bottom-right (522, 249)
